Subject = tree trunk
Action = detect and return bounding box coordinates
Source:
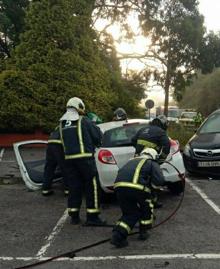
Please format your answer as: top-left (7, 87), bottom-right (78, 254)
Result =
top-left (164, 70), bottom-right (170, 117)
top-left (163, 50), bottom-right (171, 117)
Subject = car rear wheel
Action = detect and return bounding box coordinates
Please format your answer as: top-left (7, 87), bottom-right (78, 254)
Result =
top-left (167, 181), bottom-right (185, 195)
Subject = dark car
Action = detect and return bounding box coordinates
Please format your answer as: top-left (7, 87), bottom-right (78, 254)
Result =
top-left (183, 109), bottom-right (220, 177)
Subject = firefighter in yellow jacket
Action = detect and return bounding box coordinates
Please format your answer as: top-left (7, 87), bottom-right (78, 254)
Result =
top-left (111, 148), bottom-right (166, 248)
top-left (59, 97), bottom-right (105, 225)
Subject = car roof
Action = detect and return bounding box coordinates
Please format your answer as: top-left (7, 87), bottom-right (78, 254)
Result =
top-left (98, 119), bottom-right (150, 133)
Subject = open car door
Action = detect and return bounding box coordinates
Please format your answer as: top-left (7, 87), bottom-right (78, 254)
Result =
top-left (13, 140), bottom-right (62, 190)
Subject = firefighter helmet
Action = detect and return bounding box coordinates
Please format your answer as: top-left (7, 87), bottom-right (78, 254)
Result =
top-left (113, 107), bottom-right (127, 121)
top-left (151, 115), bottom-right (168, 130)
top-left (66, 97), bottom-right (85, 113)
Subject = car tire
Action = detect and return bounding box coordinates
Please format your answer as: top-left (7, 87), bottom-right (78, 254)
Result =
top-left (167, 181), bottom-right (185, 195)
top-left (100, 188), bottom-right (116, 203)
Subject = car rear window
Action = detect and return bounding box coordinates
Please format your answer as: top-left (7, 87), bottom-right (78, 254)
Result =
top-left (102, 123), bottom-right (149, 147)
top-left (199, 112), bottom-right (220, 133)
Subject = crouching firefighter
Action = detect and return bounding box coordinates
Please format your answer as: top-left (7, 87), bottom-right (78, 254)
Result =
top-left (111, 148), bottom-right (166, 248)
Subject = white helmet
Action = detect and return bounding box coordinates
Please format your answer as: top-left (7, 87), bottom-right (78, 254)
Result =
top-left (66, 97), bottom-right (85, 113)
top-left (140, 148), bottom-right (158, 160)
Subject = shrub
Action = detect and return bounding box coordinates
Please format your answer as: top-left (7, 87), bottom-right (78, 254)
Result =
top-left (168, 122), bottom-right (194, 150)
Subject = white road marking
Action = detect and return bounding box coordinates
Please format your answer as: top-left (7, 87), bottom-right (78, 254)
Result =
top-left (0, 148), bottom-right (5, 161)
top-left (36, 210), bottom-right (69, 258)
top-left (186, 178), bottom-right (220, 215)
top-left (1, 253), bottom-right (220, 261)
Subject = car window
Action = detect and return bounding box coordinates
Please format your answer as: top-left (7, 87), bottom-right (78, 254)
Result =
top-left (102, 123), bottom-right (149, 147)
top-left (199, 112), bottom-right (220, 133)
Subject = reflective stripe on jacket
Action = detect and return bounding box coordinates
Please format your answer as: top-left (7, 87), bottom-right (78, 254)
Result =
top-left (60, 116), bottom-right (102, 159)
top-left (132, 124), bottom-right (170, 160)
top-left (114, 156), bottom-right (166, 190)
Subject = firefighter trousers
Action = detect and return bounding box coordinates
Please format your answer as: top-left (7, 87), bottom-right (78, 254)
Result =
top-left (114, 187), bottom-right (154, 237)
top-left (43, 144), bottom-right (68, 191)
top-left (64, 158), bottom-right (101, 220)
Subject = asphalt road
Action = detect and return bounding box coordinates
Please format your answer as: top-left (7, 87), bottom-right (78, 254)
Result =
top-left (0, 147), bottom-right (220, 269)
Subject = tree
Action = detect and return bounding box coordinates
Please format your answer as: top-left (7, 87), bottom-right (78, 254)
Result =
top-left (199, 31), bottom-right (220, 74)
top-left (0, 0), bottom-right (123, 131)
top-left (109, 0), bottom-right (204, 115)
top-left (138, 0), bottom-right (205, 115)
top-left (97, 32), bottom-right (146, 118)
top-left (0, 0), bottom-right (29, 58)
top-left (179, 68), bottom-right (220, 116)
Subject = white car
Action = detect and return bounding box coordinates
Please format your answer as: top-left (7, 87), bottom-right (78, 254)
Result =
top-left (13, 119), bottom-right (185, 194)
top-left (179, 111), bottom-right (197, 127)
top-left (96, 119), bottom-right (185, 194)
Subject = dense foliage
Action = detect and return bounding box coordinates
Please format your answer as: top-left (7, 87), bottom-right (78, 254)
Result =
top-left (199, 31), bottom-right (220, 74)
top-left (0, 0), bottom-right (220, 132)
top-left (0, 0), bottom-right (145, 132)
top-left (0, 0), bottom-right (29, 58)
top-left (179, 68), bottom-right (220, 116)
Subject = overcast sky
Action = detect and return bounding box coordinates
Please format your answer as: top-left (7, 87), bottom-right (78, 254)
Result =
top-left (199, 0), bottom-right (220, 32)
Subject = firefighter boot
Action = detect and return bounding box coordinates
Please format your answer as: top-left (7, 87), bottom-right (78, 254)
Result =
top-left (138, 225), bottom-right (150, 241)
top-left (42, 189), bottom-right (54, 196)
top-left (85, 214), bottom-right (107, 226)
top-left (110, 231), bottom-right (128, 248)
top-left (64, 189), bottom-right (69, 196)
top-left (70, 212), bottom-right (81, 225)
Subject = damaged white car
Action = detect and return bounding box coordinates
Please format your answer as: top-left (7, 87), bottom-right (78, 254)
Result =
top-left (14, 119), bottom-right (185, 194)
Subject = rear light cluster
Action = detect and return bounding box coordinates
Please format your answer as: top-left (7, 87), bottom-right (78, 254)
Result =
top-left (98, 149), bottom-right (117, 164)
top-left (169, 139), bottom-right (180, 155)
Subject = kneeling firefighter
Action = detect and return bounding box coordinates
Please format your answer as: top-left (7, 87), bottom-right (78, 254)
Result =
top-left (111, 148), bottom-right (166, 248)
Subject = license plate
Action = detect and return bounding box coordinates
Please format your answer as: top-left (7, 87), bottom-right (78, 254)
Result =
top-left (198, 161), bottom-right (220, 167)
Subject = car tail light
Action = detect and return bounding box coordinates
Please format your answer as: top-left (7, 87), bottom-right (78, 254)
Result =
top-left (98, 149), bottom-right (117, 164)
top-left (169, 139), bottom-right (180, 155)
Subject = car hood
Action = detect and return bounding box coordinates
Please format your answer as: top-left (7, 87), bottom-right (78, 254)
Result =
top-left (190, 133), bottom-right (220, 149)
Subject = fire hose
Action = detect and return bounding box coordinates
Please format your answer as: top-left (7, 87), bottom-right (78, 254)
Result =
top-left (14, 161), bottom-right (185, 269)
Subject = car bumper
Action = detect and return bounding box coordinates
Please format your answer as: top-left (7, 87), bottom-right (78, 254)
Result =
top-left (161, 153), bottom-right (185, 183)
top-left (96, 162), bottom-right (118, 193)
top-left (97, 154), bottom-right (186, 193)
top-left (183, 154), bottom-right (220, 177)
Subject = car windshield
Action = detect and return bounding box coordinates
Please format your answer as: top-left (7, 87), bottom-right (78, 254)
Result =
top-left (102, 123), bottom-right (149, 147)
top-left (181, 112), bottom-right (197, 119)
top-left (199, 112), bottom-right (220, 133)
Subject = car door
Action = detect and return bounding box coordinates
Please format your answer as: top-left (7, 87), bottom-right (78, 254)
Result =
top-left (13, 140), bottom-right (62, 190)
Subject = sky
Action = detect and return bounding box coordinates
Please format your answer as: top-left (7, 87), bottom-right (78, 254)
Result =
top-left (199, 0), bottom-right (220, 33)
